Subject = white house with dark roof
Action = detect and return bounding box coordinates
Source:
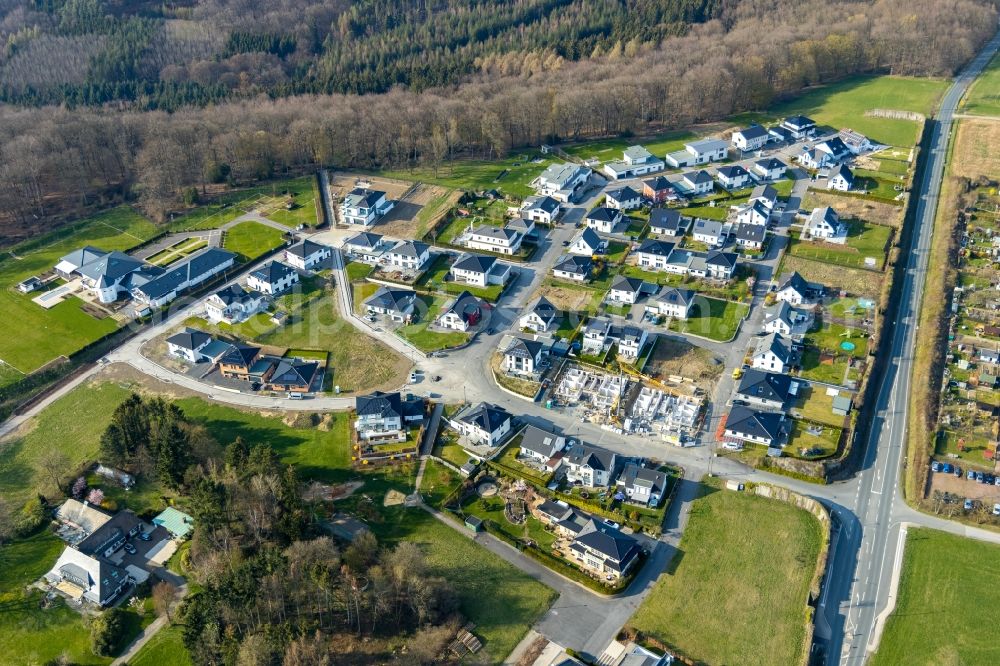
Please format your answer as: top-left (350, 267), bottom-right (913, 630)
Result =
top-left (605, 186), bottom-right (643, 211)
top-left (519, 425), bottom-right (568, 465)
top-left (617, 462), bottom-right (669, 507)
top-left (724, 405), bottom-right (791, 455)
top-left (751, 332), bottom-right (799, 373)
top-left (364, 286), bottom-right (418, 322)
top-left (606, 275), bottom-right (648, 305)
top-left (166, 328), bottom-right (213, 363)
top-left (284, 239), bottom-right (331, 270)
top-left (692, 218), bottom-right (725, 246)
top-left (839, 128), bottom-right (873, 155)
top-left (564, 444), bottom-right (617, 487)
top-left (386, 240), bottom-right (431, 271)
top-left (735, 222), bottom-right (767, 251)
top-left (679, 170), bottom-right (714, 195)
top-left (775, 271), bottom-right (822, 305)
top-left (340, 188), bottom-right (394, 226)
top-left (649, 286), bottom-right (695, 319)
top-left (343, 231), bottom-right (387, 264)
top-left (586, 207), bottom-right (624, 234)
top-left (716, 164), bottom-right (751, 190)
top-left (649, 208), bottom-right (689, 238)
top-left (666, 138), bottom-right (729, 168)
top-left (204, 284), bottom-right (265, 324)
top-left (355, 390), bottom-right (424, 442)
top-left (602, 145), bottom-right (665, 180)
top-left (582, 316), bottom-right (613, 355)
top-left (532, 163), bottom-right (591, 202)
top-left (552, 255), bottom-right (592, 282)
top-left (450, 253), bottom-right (511, 288)
top-left (828, 163), bottom-right (855, 192)
top-left (568, 519), bottom-right (640, 581)
top-left (571, 227), bottom-right (607, 256)
top-left (466, 225), bottom-right (522, 255)
top-left (520, 195), bottom-right (562, 223)
top-left (804, 206), bottom-right (846, 243)
top-left (450, 402), bottom-right (513, 447)
top-left (247, 260), bottom-right (299, 295)
top-left (703, 250), bottom-right (738, 279)
top-left (502, 337), bottom-right (547, 376)
top-left (735, 200), bottom-right (771, 227)
top-left (438, 291), bottom-right (487, 331)
top-left (763, 301), bottom-right (809, 336)
top-left (735, 369), bottom-right (800, 410)
top-left (800, 146), bottom-right (834, 170)
top-left (519, 296), bottom-right (560, 333)
top-left (633, 239), bottom-right (676, 271)
top-left (749, 183), bottom-right (779, 210)
top-left (131, 248), bottom-right (236, 308)
top-left (617, 325), bottom-right (648, 360)
top-left (731, 124), bottom-right (770, 152)
top-left (780, 115), bottom-right (816, 139)
top-left (768, 126), bottom-right (795, 144)
top-left (752, 157), bottom-right (787, 181)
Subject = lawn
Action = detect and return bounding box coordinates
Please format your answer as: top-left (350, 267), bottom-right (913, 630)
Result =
top-left (805, 320), bottom-right (869, 358)
top-left (852, 169), bottom-right (907, 200)
top-left (963, 50), bottom-right (1000, 117)
top-left (0, 206), bottom-right (163, 377)
top-left (265, 177), bottom-right (320, 228)
top-left (786, 420), bottom-right (842, 458)
top-left (779, 254), bottom-right (884, 300)
top-left (627, 481), bottom-right (823, 666)
top-left (172, 177), bottom-right (318, 230)
top-left (414, 253), bottom-right (504, 301)
top-left (798, 347), bottom-right (850, 385)
top-left (668, 297), bottom-right (748, 342)
top-left (382, 151), bottom-right (558, 199)
top-left (792, 386), bottom-right (849, 427)
top-left (345, 260), bottom-right (375, 282)
top-left (364, 504), bottom-right (557, 663)
top-left (788, 221), bottom-right (891, 270)
top-left (678, 204), bottom-right (729, 221)
top-left (396, 295), bottom-right (471, 352)
top-left (221, 221), bottom-right (286, 261)
top-left (419, 458), bottom-right (463, 508)
top-left (561, 130), bottom-right (694, 162)
top-left (128, 625), bottom-right (192, 666)
top-left (872, 529), bottom-right (1000, 665)
top-left (767, 74), bottom-right (950, 148)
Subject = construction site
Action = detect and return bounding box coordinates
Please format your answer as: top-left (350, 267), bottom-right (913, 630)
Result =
top-left (551, 362), bottom-right (704, 442)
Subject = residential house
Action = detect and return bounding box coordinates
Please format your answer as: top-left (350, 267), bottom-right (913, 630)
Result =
top-left (519, 425), bottom-right (568, 465)
top-left (828, 163), bottom-right (855, 192)
top-left (839, 128), bottom-right (874, 154)
top-left (568, 519), bottom-right (641, 581)
top-left (649, 208), bottom-right (689, 238)
top-left (217, 344), bottom-right (263, 381)
top-left (166, 328), bottom-right (212, 363)
top-left (520, 195), bottom-right (561, 223)
top-left (703, 250), bottom-right (738, 280)
top-left (606, 275), bottom-right (648, 305)
top-left (731, 124), bottom-right (770, 152)
top-left (978, 347), bottom-right (1000, 364)
top-left (617, 325), bottom-right (648, 360)
top-left (735, 200), bottom-right (771, 227)
top-left (284, 239), bottom-right (331, 270)
top-left (724, 405), bottom-right (791, 455)
top-left (602, 145), bottom-right (665, 180)
top-left (438, 291), bottom-right (487, 331)
top-left (642, 176), bottom-right (674, 204)
top-left (503, 337), bottom-right (547, 376)
top-left (204, 284), bottom-right (265, 324)
top-left (605, 186), bottom-right (643, 211)
top-left (752, 157), bottom-right (787, 181)
top-left (340, 188), bottom-right (394, 226)
top-left (665, 138), bottom-right (729, 168)
top-left (763, 301), bottom-right (809, 336)
top-left (716, 164), bottom-right (751, 190)
top-left (775, 271), bottom-right (822, 305)
top-left (386, 240), bottom-right (431, 271)
top-left (571, 227), bottom-right (607, 256)
top-left (506, 217), bottom-right (535, 240)
top-left (804, 207), bottom-right (846, 243)
top-left (364, 286), bottom-right (418, 322)
top-left (130, 248), bottom-right (237, 308)
top-left (581, 317), bottom-right (613, 355)
top-left (55, 246), bottom-right (109, 279)
top-left (266, 358), bottom-right (320, 393)
top-left (450, 253), bottom-right (511, 288)
top-left (586, 207), bottom-right (624, 234)
top-left (648, 286), bottom-right (695, 319)
top-left (355, 390), bottom-right (423, 442)
top-left (343, 231), bottom-right (387, 265)
top-left (533, 163), bottom-right (592, 202)
top-left (564, 444), bottom-right (618, 487)
top-left (617, 462), bottom-right (669, 507)
top-left (767, 126), bottom-right (795, 144)
top-left (679, 170), bottom-right (714, 196)
top-left (800, 137), bottom-right (851, 169)
top-left (735, 369), bottom-right (800, 409)
top-left (55, 248), bottom-right (146, 303)
top-left (751, 332), bottom-right (799, 373)
top-left (734, 223), bottom-right (767, 251)
top-left (519, 296), bottom-right (560, 333)
top-left (466, 225), bottom-right (523, 255)
top-left (633, 239), bottom-right (675, 271)
top-left (692, 218), bottom-right (724, 246)
top-left (780, 115), bottom-right (816, 139)
top-left (247, 260), bottom-right (299, 295)
top-left (749, 183), bottom-right (779, 210)
top-left (535, 499), bottom-right (578, 527)
top-left (451, 402), bottom-right (513, 447)
top-left (552, 255), bottom-right (593, 282)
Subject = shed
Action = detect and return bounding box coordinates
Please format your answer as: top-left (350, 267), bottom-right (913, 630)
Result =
top-left (152, 507), bottom-right (194, 539)
top-left (832, 395), bottom-right (853, 416)
top-left (464, 515), bottom-right (483, 532)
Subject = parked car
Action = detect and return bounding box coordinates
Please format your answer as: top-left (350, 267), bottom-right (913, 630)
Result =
top-left (138, 530), bottom-right (151, 541)
top-left (994, 503), bottom-right (1000, 516)
top-left (964, 498), bottom-right (974, 511)
top-left (976, 471), bottom-right (985, 483)
top-left (942, 463), bottom-right (953, 474)
top-left (954, 466), bottom-right (962, 477)
top-left (603, 519), bottom-right (621, 529)
top-left (931, 461), bottom-right (941, 472)
top-left (968, 469), bottom-right (976, 480)
top-left (123, 542), bottom-right (137, 554)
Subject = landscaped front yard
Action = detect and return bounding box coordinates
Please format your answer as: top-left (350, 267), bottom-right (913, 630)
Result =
top-left (627, 480), bottom-right (823, 666)
top-left (396, 295), bottom-right (471, 352)
top-left (668, 297), bottom-right (748, 341)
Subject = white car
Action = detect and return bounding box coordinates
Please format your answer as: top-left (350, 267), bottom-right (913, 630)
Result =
top-left (993, 503), bottom-right (1000, 516)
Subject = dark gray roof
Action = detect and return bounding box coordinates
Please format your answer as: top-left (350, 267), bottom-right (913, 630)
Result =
top-left (658, 286), bottom-right (695, 306)
top-left (587, 207), bottom-right (621, 223)
top-left (636, 239), bottom-right (675, 257)
top-left (211, 283), bottom-right (259, 306)
top-left (77, 251), bottom-right (146, 284)
top-left (683, 170), bottom-right (713, 185)
top-left (765, 301), bottom-right (794, 327)
top-left (735, 223), bottom-right (766, 243)
top-left (619, 325), bottom-right (645, 344)
top-left (504, 337), bottom-right (545, 360)
top-left (736, 369), bottom-right (795, 404)
top-left (607, 185), bottom-right (640, 201)
top-left (77, 509), bottom-right (141, 556)
top-left (166, 327), bottom-right (211, 350)
top-left (442, 291), bottom-right (486, 323)
top-left (754, 332), bottom-right (796, 364)
top-left (452, 253), bottom-right (497, 274)
top-left (572, 520), bottom-right (640, 569)
top-left (554, 255), bottom-right (592, 275)
top-left (705, 250), bottom-right (738, 268)
top-left (778, 271), bottom-right (810, 295)
top-left (219, 344), bottom-right (260, 367)
top-left (356, 390), bottom-right (402, 419)
top-left (831, 163), bottom-right (854, 183)
top-left (346, 188), bottom-right (385, 208)
top-left (783, 115), bottom-right (815, 129)
top-left (526, 296), bottom-right (559, 324)
top-left (390, 240), bottom-right (430, 257)
top-left (726, 405), bottom-right (789, 442)
top-left (577, 227), bottom-right (603, 249)
top-left (566, 444), bottom-right (615, 472)
top-left (649, 208), bottom-right (683, 231)
top-left (269, 358), bottom-right (319, 388)
top-left (755, 157), bottom-right (786, 171)
top-left (751, 183), bottom-right (778, 201)
top-left (525, 195), bottom-right (560, 214)
top-left (364, 286), bottom-right (416, 314)
top-left (618, 462), bottom-right (668, 495)
top-left (643, 175), bottom-right (672, 191)
top-left (137, 248), bottom-right (236, 301)
top-left (251, 260), bottom-right (296, 284)
top-left (536, 499), bottom-right (575, 522)
top-left (520, 425), bottom-right (565, 457)
top-left (610, 275), bottom-right (644, 295)
top-left (286, 239), bottom-right (327, 259)
top-left (736, 124), bottom-right (769, 140)
top-left (345, 231), bottom-right (383, 249)
top-left (717, 164), bottom-right (749, 179)
top-left (693, 218), bottom-right (723, 235)
top-left (459, 402), bottom-right (512, 433)
top-left (768, 126), bottom-right (795, 140)
top-left (471, 225), bottom-right (518, 243)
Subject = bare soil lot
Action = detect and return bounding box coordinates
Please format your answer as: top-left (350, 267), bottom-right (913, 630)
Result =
top-left (951, 119), bottom-right (1000, 180)
top-left (328, 171), bottom-right (461, 239)
top-left (644, 336), bottom-right (723, 393)
top-left (802, 191), bottom-right (904, 227)
top-left (779, 255), bottom-right (884, 300)
top-left (536, 283), bottom-right (596, 312)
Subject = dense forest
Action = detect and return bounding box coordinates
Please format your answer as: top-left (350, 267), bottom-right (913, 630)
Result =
top-left (0, 0), bottom-right (996, 237)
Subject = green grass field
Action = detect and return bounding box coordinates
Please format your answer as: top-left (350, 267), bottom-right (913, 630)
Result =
top-left (173, 177), bottom-right (318, 231)
top-left (418, 458), bottom-right (463, 508)
top-left (788, 221), bottom-right (891, 269)
top-left (561, 130), bottom-right (694, 162)
top-left (382, 152), bottom-right (557, 199)
top-left (873, 529), bottom-right (1000, 665)
top-left (668, 297), bottom-right (748, 341)
top-left (221, 221), bottom-right (286, 261)
top-left (963, 50), bottom-right (1000, 117)
top-left (128, 625), bottom-right (191, 666)
top-left (767, 75), bottom-right (950, 148)
top-left (397, 295), bottom-right (471, 351)
top-left (627, 481), bottom-right (823, 666)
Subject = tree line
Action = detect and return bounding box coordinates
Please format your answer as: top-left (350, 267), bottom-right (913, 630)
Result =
top-left (0, 0), bottom-right (995, 237)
